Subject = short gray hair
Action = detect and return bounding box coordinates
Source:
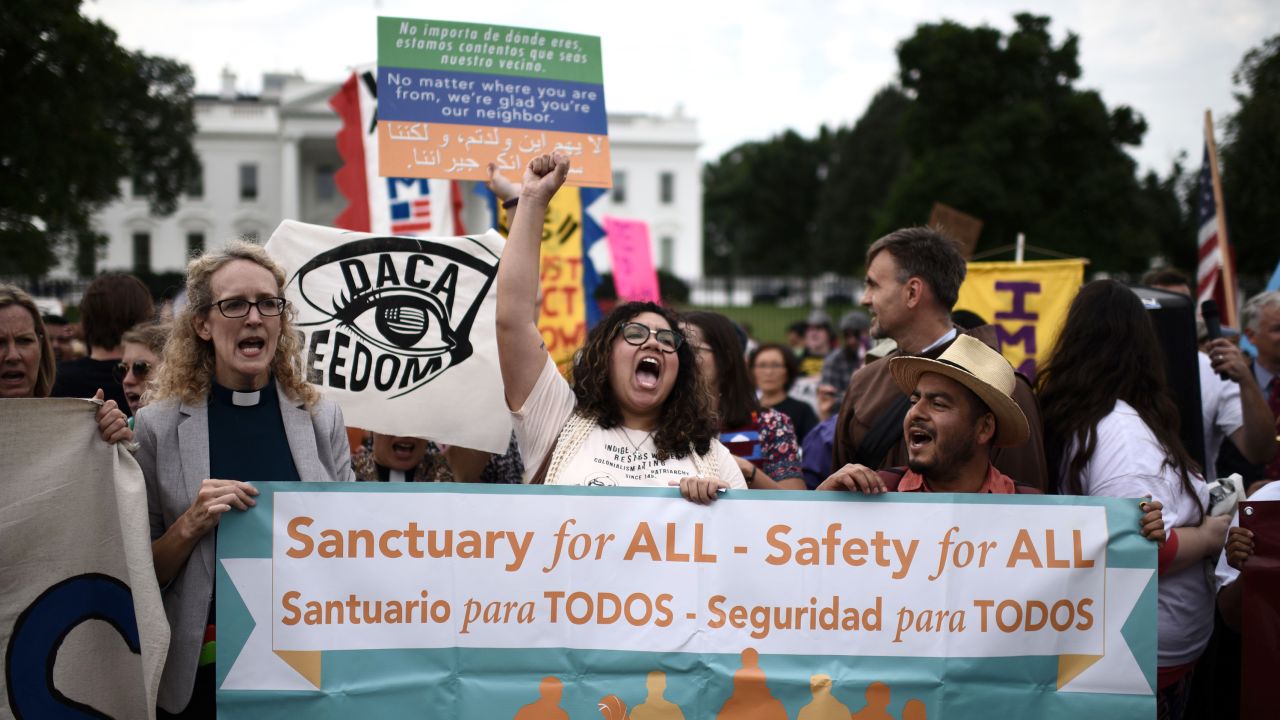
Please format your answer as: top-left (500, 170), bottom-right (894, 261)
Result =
top-left (1241, 291), bottom-right (1280, 332)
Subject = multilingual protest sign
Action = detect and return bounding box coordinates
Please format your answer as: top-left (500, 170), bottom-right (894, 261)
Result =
top-left (376, 17), bottom-right (611, 187)
top-left (215, 484), bottom-right (1157, 718)
top-left (954, 259), bottom-right (1086, 380)
top-left (264, 220), bottom-right (512, 453)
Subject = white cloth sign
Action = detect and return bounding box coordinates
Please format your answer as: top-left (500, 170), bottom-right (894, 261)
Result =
top-left (0, 399), bottom-right (169, 719)
top-left (266, 220), bottom-right (512, 453)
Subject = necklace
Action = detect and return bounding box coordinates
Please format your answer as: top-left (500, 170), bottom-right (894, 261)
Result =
top-left (620, 427), bottom-right (654, 453)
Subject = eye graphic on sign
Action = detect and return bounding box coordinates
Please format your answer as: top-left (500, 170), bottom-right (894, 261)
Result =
top-left (331, 286), bottom-right (454, 357)
top-left (286, 235), bottom-right (502, 398)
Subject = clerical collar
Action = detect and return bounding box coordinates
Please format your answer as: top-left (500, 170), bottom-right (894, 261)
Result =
top-left (211, 376), bottom-right (274, 407)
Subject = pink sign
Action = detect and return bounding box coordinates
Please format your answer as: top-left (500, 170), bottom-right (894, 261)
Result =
top-left (603, 216), bottom-right (661, 303)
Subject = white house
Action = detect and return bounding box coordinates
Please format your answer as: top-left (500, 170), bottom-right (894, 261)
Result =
top-left (91, 71), bottom-right (704, 281)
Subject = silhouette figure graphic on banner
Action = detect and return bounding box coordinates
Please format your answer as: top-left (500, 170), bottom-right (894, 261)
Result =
top-left (796, 674), bottom-right (851, 720)
top-left (631, 671), bottom-right (685, 720)
top-left (598, 694), bottom-right (629, 719)
top-left (514, 677), bottom-right (570, 720)
top-left (850, 682), bottom-right (894, 720)
top-left (716, 648), bottom-right (788, 720)
top-left (902, 698), bottom-right (928, 720)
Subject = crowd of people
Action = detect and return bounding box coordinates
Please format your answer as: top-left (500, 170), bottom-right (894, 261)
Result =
top-left (2, 152), bottom-right (1277, 719)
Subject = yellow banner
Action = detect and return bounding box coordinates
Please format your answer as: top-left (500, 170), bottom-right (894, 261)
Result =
top-left (501, 189), bottom-right (588, 369)
top-left (955, 259), bottom-right (1086, 379)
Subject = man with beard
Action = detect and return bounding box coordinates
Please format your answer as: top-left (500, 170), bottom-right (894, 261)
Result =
top-left (819, 335), bottom-right (1035, 494)
top-left (831, 228), bottom-right (1047, 489)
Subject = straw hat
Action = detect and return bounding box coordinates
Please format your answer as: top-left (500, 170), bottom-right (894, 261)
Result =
top-left (888, 335), bottom-right (1029, 448)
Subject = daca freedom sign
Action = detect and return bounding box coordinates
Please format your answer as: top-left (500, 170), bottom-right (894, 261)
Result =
top-left (215, 485), bottom-right (1158, 719)
top-left (265, 221), bottom-right (512, 453)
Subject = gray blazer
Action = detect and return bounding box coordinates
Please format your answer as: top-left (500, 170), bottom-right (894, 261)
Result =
top-left (134, 384), bottom-right (353, 713)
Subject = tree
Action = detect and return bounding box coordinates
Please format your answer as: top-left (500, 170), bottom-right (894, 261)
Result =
top-left (0, 0), bottom-right (200, 278)
top-left (811, 86), bottom-right (911, 274)
top-left (703, 129), bottom-right (832, 276)
top-left (1221, 34), bottom-right (1280, 278)
top-left (880, 13), bottom-right (1172, 271)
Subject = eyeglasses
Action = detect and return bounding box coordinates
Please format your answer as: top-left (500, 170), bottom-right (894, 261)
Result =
top-left (113, 360), bottom-right (153, 382)
top-left (206, 297), bottom-right (287, 319)
top-left (619, 322), bottom-right (683, 352)
top-left (689, 343), bottom-right (713, 354)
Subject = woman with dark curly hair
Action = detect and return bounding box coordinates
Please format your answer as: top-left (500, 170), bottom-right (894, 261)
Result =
top-left (1036, 279), bottom-right (1229, 720)
top-left (750, 342), bottom-right (819, 443)
top-left (493, 154), bottom-right (743, 503)
top-left (683, 311), bottom-right (804, 489)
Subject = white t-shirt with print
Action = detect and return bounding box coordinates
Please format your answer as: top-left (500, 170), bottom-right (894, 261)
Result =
top-left (512, 356), bottom-right (745, 489)
top-left (1059, 400), bottom-right (1213, 668)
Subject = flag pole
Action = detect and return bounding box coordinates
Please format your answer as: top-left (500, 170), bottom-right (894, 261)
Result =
top-left (1204, 109), bottom-right (1238, 326)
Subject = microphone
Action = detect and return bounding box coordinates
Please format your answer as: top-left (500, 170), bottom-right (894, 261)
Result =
top-left (1201, 300), bottom-right (1231, 381)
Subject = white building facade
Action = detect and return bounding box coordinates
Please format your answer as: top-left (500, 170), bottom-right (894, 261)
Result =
top-left (92, 72), bottom-right (704, 281)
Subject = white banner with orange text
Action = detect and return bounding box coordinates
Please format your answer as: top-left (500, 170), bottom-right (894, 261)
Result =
top-left (216, 484), bottom-right (1156, 719)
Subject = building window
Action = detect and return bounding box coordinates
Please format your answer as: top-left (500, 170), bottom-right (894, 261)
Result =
top-left (132, 232), bottom-right (151, 273)
top-left (239, 228), bottom-right (261, 244)
top-left (660, 236), bottom-right (675, 272)
top-left (239, 163), bottom-right (259, 201)
top-left (659, 172), bottom-right (675, 204)
top-left (131, 175), bottom-right (147, 199)
top-left (611, 171), bottom-right (626, 203)
top-left (187, 232), bottom-right (205, 257)
top-left (316, 165), bottom-right (336, 202)
top-left (187, 168), bottom-right (204, 199)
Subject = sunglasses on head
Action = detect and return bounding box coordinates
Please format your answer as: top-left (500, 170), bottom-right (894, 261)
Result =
top-left (113, 360), bottom-right (153, 383)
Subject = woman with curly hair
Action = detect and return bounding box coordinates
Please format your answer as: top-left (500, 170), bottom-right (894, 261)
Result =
top-left (494, 155), bottom-right (743, 502)
top-left (134, 241), bottom-right (353, 718)
top-left (682, 311), bottom-right (804, 489)
top-left (1036, 279), bottom-right (1229, 720)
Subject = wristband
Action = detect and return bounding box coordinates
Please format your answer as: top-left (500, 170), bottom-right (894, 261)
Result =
top-left (501, 197), bottom-right (519, 209)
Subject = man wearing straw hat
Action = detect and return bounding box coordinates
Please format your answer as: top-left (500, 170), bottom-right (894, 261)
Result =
top-left (818, 335), bottom-right (1035, 494)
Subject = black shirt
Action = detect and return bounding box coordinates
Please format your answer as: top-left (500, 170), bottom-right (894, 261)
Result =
top-left (51, 357), bottom-right (131, 415)
top-left (207, 377), bottom-right (302, 484)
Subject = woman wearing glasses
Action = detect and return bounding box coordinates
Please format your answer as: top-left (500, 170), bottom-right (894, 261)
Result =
top-left (494, 155), bottom-right (743, 502)
top-left (133, 241), bottom-right (353, 718)
top-left (116, 321), bottom-right (170, 416)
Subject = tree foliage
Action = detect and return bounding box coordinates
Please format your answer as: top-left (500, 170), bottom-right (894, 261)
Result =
top-left (0, 0), bottom-right (200, 277)
top-left (703, 129), bottom-right (832, 276)
top-left (1221, 34), bottom-right (1280, 278)
top-left (703, 13), bottom-right (1196, 277)
top-left (881, 13), bottom-right (1170, 271)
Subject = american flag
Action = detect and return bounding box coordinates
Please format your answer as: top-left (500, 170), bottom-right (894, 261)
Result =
top-left (1195, 142), bottom-right (1235, 324)
top-left (387, 178), bottom-right (434, 235)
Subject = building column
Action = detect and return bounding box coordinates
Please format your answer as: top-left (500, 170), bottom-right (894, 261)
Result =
top-left (280, 133), bottom-right (301, 221)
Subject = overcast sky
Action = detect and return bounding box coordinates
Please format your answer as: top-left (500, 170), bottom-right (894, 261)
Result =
top-left (84, 0), bottom-right (1277, 173)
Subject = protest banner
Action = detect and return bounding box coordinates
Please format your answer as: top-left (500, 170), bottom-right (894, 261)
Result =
top-left (331, 65), bottom-right (466, 238)
top-left (1240, 498), bottom-right (1280, 720)
top-left (494, 188), bottom-right (602, 370)
top-left (215, 484), bottom-right (1156, 718)
top-left (603, 216), bottom-right (662, 304)
top-left (955, 259), bottom-right (1086, 379)
top-left (264, 220), bottom-right (512, 453)
top-left (0, 399), bottom-right (169, 719)
top-left (376, 18), bottom-right (611, 188)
